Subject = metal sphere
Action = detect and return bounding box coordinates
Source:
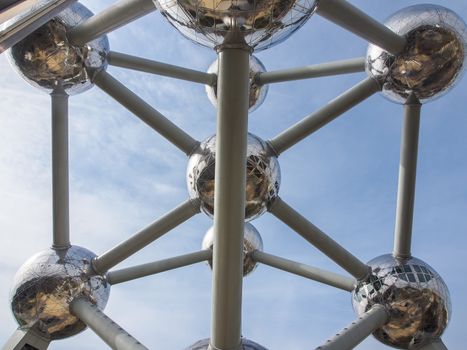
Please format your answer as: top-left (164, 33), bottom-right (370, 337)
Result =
top-left (202, 222), bottom-right (263, 276)
top-left (366, 4), bottom-right (467, 104)
top-left (154, 0), bottom-right (318, 52)
top-left (10, 246), bottom-right (110, 340)
top-left (205, 55), bottom-right (268, 113)
top-left (7, 2), bottom-right (109, 95)
top-left (186, 133), bottom-right (280, 221)
top-left (185, 337), bottom-right (268, 349)
top-left (352, 254), bottom-right (451, 349)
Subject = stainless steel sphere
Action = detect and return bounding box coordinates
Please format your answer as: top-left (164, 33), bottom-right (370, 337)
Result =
top-left (206, 55), bottom-right (268, 113)
top-left (366, 4), bottom-right (467, 104)
top-left (7, 2), bottom-right (109, 95)
top-left (352, 254), bottom-right (451, 349)
top-left (186, 133), bottom-right (280, 221)
top-left (10, 246), bottom-right (110, 340)
top-left (202, 222), bottom-right (263, 276)
top-left (154, 0), bottom-right (318, 51)
top-left (185, 337), bottom-right (268, 349)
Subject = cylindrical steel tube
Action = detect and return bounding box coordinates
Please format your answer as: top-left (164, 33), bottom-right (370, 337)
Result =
top-left (70, 298), bottom-right (148, 350)
top-left (251, 250), bottom-right (356, 291)
top-left (316, 304), bottom-right (388, 350)
top-left (270, 197), bottom-right (370, 280)
top-left (393, 94), bottom-right (421, 259)
top-left (107, 250), bottom-right (212, 285)
top-left (51, 85), bottom-right (70, 249)
top-left (316, 0), bottom-right (406, 55)
top-left (210, 47), bottom-right (250, 350)
top-left (68, 0), bottom-right (156, 46)
top-left (268, 77), bottom-right (380, 155)
top-left (93, 199), bottom-right (200, 274)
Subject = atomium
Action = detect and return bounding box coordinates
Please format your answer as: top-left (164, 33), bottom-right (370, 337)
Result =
top-left (366, 4), bottom-right (467, 103)
top-left (352, 254), bottom-right (451, 349)
top-left (186, 133), bottom-right (280, 221)
top-left (154, 0), bottom-right (318, 51)
top-left (185, 337), bottom-right (268, 349)
top-left (9, 245), bottom-right (110, 340)
top-left (202, 222), bottom-right (263, 276)
top-left (206, 55), bottom-right (268, 113)
top-left (6, 2), bottom-right (109, 95)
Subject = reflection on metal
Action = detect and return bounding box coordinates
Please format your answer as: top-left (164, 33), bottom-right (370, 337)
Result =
top-left (0, 0), bottom-right (76, 54)
top-left (352, 254), bottom-right (451, 349)
top-left (1, 0), bottom-right (464, 349)
top-left (155, 0), bottom-right (318, 51)
top-left (366, 4), bottom-right (467, 103)
top-left (6, 2), bottom-right (108, 94)
top-left (206, 55), bottom-right (268, 112)
top-left (203, 223), bottom-right (263, 276)
top-left (10, 246), bottom-right (110, 340)
top-left (187, 133), bottom-right (280, 221)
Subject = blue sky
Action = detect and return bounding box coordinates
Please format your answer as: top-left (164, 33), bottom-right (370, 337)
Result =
top-left (1, 0), bottom-right (467, 349)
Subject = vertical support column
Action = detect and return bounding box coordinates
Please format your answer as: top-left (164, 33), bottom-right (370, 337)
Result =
top-left (210, 46), bottom-right (250, 350)
top-left (393, 94), bottom-right (421, 259)
top-left (51, 84), bottom-right (70, 249)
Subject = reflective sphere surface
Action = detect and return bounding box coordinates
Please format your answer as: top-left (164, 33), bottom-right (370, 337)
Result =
top-left (366, 4), bottom-right (467, 103)
top-left (206, 55), bottom-right (268, 113)
top-left (154, 0), bottom-right (318, 51)
top-left (202, 222), bottom-right (263, 276)
top-left (186, 133), bottom-right (280, 221)
top-left (185, 337), bottom-right (268, 349)
top-left (7, 2), bottom-right (109, 95)
top-left (10, 246), bottom-right (110, 340)
top-left (352, 254), bottom-right (450, 349)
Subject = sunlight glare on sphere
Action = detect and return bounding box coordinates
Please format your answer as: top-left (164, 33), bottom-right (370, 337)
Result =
top-left (202, 223), bottom-right (263, 276)
top-left (352, 254), bottom-right (450, 349)
top-left (206, 55), bottom-right (268, 113)
top-left (366, 4), bottom-right (467, 103)
top-left (9, 246), bottom-right (110, 340)
top-left (7, 2), bottom-right (109, 95)
top-left (186, 133), bottom-right (280, 221)
top-left (154, 0), bottom-right (318, 51)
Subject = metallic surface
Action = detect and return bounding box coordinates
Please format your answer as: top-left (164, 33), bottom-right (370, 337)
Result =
top-left (206, 55), bottom-right (268, 112)
top-left (202, 223), bottom-right (263, 276)
top-left (316, 0), bottom-right (406, 55)
top-left (251, 250), bottom-right (356, 291)
top-left (209, 47), bottom-right (249, 350)
top-left (185, 338), bottom-right (268, 350)
top-left (352, 254), bottom-right (451, 349)
top-left (393, 95), bottom-right (421, 259)
top-left (316, 305), bottom-right (388, 350)
top-left (268, 77), bottom-right (380, 155)
top-left (10, 246), bottom-right (110, 340)
top-left (107, 250), bottom-right (212, 285)
top-left (51, 85), bottom-right (70, 249)
top-left (93, 70), bottom-right (199, 155)
top-left (93, 198), bottom-right (200, 274)
top-left (0, 0), bottom-right (77, 54)
top-left (256, 57), bottom-right (365, 85)
top-left (187, 133), bottom-right (280, 221)
top-left (154, 0), bottom-right (318, 51)
top-left (366, 4), bottom-right (467, 103)
top-left (270, 197), bottom-right (370, 280)
top-left (70, 298), bottom-right (149, 350)
top-left (108, 51), bottom-right (216, 85)
top-left (67, 0), bottom-right (156, 46)
top-left (7, 2), bottom-right (109, 95)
